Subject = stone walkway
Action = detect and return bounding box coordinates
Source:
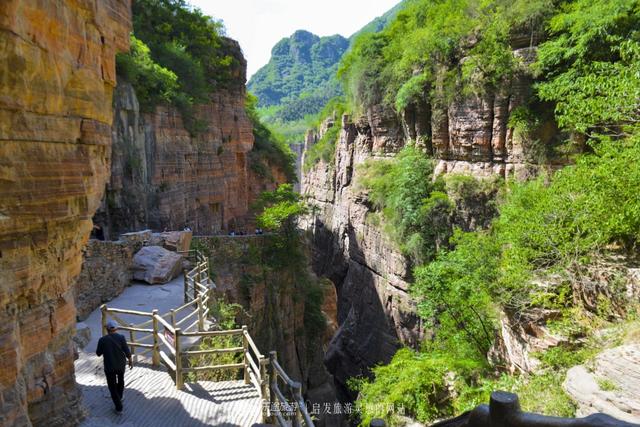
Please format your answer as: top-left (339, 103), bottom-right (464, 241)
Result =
top-left (75, 276), bottom-right (263, 426)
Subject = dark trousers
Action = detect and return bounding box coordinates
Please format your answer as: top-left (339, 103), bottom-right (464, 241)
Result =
top-left (105, 370), bottom-right (125, 411)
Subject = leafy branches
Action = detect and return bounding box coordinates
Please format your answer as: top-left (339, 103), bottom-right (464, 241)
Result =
top-left (254, 184), bottom-right (307, 238)
top-left (357, 145), bottom-right (453, 264)
top-left (339, 0), bottom-right (553, 112)
top-left (535, 0), bottom-right (640, 136)
top-left (116, 0), bottom-right (237, 134)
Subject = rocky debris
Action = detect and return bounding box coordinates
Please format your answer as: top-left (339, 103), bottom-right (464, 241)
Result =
top-left (75, 239), bottom-right (133, 320)
top-left (132, 246), bottom-right (183, 284)
top-left (488, 309), bottom-right (567, 373)
top-left (149, 230), bottom-right (193, 252)
top-left (0, 0), bottom-right (131, 425)
top-left (120, 229), bottom-right (153, 252)
top-left (73, 323), bottom-right (92, 350)
top-left (564, 344), bottom-right (640, 424)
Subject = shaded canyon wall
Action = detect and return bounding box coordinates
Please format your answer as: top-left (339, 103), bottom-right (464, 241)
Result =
top-left (0, 1), bottom-right (131, 425)
top-left (95, 39), bottom-right (285, 238)
top-left (302, 39), bottom-right (570, 400)
top-left (194, 235), bottom-right (343, 426)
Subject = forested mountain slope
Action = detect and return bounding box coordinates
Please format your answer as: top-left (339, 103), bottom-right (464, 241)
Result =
top-left (301, 0), bottom-right (640, 424)
top-left (248, 2), bottom-right (405, 141)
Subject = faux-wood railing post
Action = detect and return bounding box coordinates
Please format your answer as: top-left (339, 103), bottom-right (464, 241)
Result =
top-left (260, 357), bottom-right (269, 422)
top-left (128, 325), bottom-right (136, 359)
top-left (195, 263), bottom-right (201, 299)
top-left (100, 305), bottom-right (107, 336)
top-left (292, 383), bottom-right (304, 427)
top-left (268, 351), bottom-right (277, 424)
top-left (197, 296), bottom-right (204, 331)
top-left (183, 269), bottom-right (188, 304)
top-left (242, 325), bottom-right (249, 384)
top-left (170, 309), bottom-right (176, 329)
top-left (175, 328), bottom-right (183, 389)
top-left (152, 309), bottom-right (159, 366)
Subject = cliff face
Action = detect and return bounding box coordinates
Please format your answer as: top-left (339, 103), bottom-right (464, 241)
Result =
top-left (404, 45), bottom-right (566, 178)
top-left (193, 235), bottom-right (342, 426)
top-left (302, 115), bottom-right (424, 401)
top-left (302, 43), bottom-right (567, 400)
top-left (0, 1), bottom-right (131, 425)
top-left (95, 39), bottom-right (283, 238)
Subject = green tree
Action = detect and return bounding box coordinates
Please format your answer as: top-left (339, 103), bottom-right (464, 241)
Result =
top-left (535, 0), bottom-right (640, 135)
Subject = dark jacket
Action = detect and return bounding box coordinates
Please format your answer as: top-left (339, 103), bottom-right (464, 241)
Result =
top-left (96, 332), bottom-right (131, 373)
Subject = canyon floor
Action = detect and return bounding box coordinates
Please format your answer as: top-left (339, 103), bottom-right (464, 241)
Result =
top-left (74, 276), bottom-right (262, 427)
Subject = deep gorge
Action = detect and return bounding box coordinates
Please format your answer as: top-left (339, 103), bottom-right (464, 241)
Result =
top-left (2, 0), bottom-right (640, 426)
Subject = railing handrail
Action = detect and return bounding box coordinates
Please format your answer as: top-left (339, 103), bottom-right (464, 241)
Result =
top-left (268, 351), bottom-right (314, 426)
top-left (427, 391), bottom-right (640, 427)
top-left (101, 249), bottom-right (313, 425)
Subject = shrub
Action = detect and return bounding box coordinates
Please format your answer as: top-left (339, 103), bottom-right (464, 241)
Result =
top-left (117, 0), bottom-right (237, 134)
top-left (351, 348), bottom-right (485, 425)
top-left (356, 145), bottom-right (453, 263)
top-left (535, 0), bottom-right (640, 135)
top-left (303, 124), bottom-right (340, 171)
top-left (246, 93), bottom-right (297, 182)
top-left (116, 36), bottom-right (179, 111)
top-left (339, 0), bottom-right (553, 112)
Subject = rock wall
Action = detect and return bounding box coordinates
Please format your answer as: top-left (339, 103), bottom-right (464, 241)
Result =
top-left (301, 116), bottom-right (424, 401)
top-left (95, 39), bottom-right (285, 238)
top-left (97, 79), bottom-right (251, 237)
top-left (301, 40), bottom-right (574, 401)
top-left (74, 240), bottom-right (133, 320)
top-left (403, 41), bottom-right (569, 179)
top-left (193, 235), bottom-right (342, 426)
top-left (0, 1), bottom-right (131, 425)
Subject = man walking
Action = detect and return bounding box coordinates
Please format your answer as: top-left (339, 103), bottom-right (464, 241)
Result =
top-left (96, 320), bottom-right (133, 413)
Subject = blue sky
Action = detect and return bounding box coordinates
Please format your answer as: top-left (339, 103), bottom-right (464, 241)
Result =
top-left (190, 0), bottom-right (401, 79)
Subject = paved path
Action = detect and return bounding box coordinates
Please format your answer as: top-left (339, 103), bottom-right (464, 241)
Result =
top-left (75, 276), bottom-right (262, 426)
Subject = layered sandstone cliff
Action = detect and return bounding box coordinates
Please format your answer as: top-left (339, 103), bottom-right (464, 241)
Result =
top-left (194, 235), bottom-right (342, 425)
top-left (302, 115), bottom-right (425, 401)
top-left (401, 44), bottom-right (566, 178)
top-left (94, 39), bottom-right (284, 238)
top-left (0, 1), bottom-right (131, 425)
top-left (301, 41), bottom-right (570, 400)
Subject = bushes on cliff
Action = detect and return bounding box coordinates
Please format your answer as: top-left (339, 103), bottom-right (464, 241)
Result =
top-left (351, 347), bottom-right (485, 425)
top-left (357, 145), bottom-right (454, 264)
top-left (254, 184), bottom-right (307, 237)
top-left (339, 0), bottom-right (553, 112)
top-left (354, 138), bottom-right (640, 424)
top-left (246, 93), bottom-right (297, 182)
top-left (116, 36), bottom-right (179, 110)
top-left (131, 0), bottom-right (234, 89)
top-left (302, 97), bottom-right (348, 171)
top-left (535, 0), bottom-right (640, 136)
top-left (116, 0), bottom-right (236, 133)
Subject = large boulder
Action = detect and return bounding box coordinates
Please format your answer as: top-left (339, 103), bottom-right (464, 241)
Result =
top-left (149, 230), bottom-right (193, 252)
top-left (132, 246), bottom-right (183, 284)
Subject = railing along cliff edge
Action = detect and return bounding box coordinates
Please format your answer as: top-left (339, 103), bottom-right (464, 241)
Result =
top-left (101, 249), bottom-right (313, 425)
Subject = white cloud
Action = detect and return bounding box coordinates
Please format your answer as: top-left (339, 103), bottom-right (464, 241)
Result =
top-left (189, 0), bottom-right (401, 79)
